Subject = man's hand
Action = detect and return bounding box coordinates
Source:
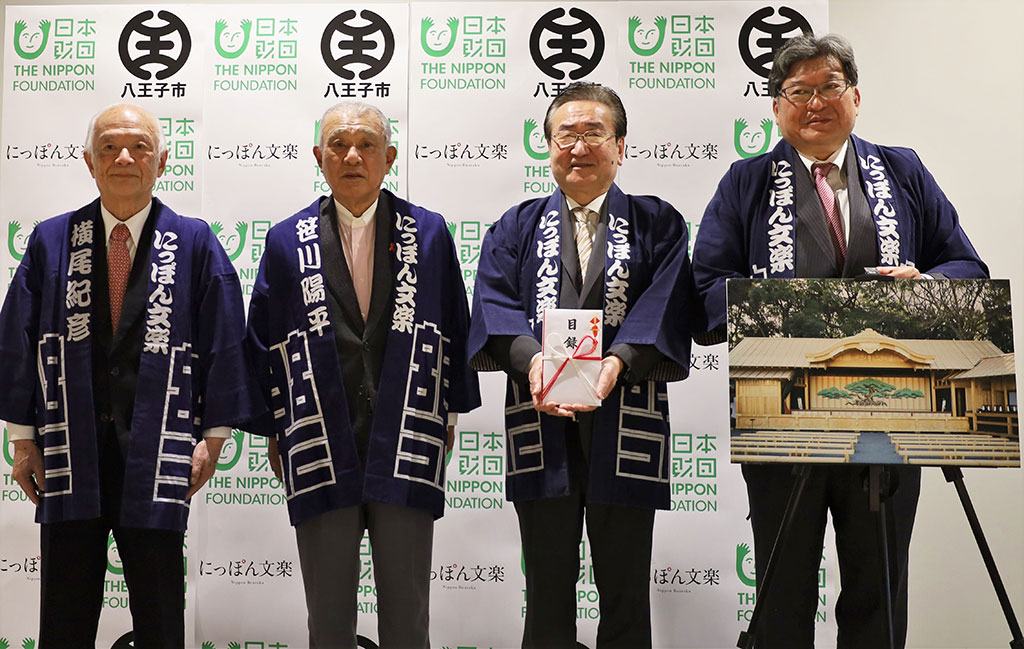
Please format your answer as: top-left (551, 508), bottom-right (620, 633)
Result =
top-left (267, 437), bottom-right (283, 480)
top-left (11, 439), bottom-right (44, 505)
top-left (529, 353), bottom-right (623, 416)
top-left (875, 265), bottom-right (922, 279)
top-left (187, 438), bottom-right (225, 499)
top-left (571, 355), bottom-right (624, 413)
top-left (446, 425), bottom-right (455, 455)
top-left (529, 354), bottom-right (576, 416)
top-left (595, 355), bottom-right (624, 400)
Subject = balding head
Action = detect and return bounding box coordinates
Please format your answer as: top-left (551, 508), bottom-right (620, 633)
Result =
top-left (83, 104), bottom-right (168, 220)
top-left (85, 104), bottom-right (166, 158)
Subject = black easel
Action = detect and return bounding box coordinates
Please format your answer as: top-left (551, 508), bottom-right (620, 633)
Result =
top-left (737, 463), bottom-right (1024, 649)
top-left (941, 466), bottom-right (1024, 649)
top-left (736, 464), bottom-right (898, 649)
top-left (736, 463), bottom-right (812, 649)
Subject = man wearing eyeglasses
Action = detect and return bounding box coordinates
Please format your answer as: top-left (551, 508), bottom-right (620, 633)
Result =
top-left (692, 34), bottom-right (987, 648)
top-left (469, 82), bottom-right (694, 647)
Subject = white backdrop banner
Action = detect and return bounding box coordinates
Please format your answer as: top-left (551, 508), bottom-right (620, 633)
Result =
top-left (0, 3), bottom-right (846, 648)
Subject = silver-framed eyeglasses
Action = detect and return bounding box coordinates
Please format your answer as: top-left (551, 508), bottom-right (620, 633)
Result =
top-left (778, 79), bottom-right (853, 105)
top-left (551, 130), bottom-right (615, 150)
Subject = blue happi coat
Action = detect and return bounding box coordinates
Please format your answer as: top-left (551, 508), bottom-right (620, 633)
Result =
top-left (0, 198), bottom-right (262, 531)
top-left (693, 135), bottom-right (989, 333)
top-left (468, 184), bottom-right (694, 510)
top-left (245, 192), bottom-right (480, 525)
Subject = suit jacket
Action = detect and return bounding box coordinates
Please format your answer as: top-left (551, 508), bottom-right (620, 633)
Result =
top-left (318, 196), bottom-right (394, 457)
top-left (485, 196), bottom-right (662, 385)
top-left (469, 184), bottom-right (693, 507)
top-left (90, 205), bottom-right (158, 458)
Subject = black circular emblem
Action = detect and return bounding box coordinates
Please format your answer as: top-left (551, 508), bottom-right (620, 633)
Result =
top-left (529, 7), bottom-right (604, 81)
top-left (737, 6), bottom-right (812, 78)
top-left (110, 631), bottom-right (135, 649)
top-left (320, 9), bottom-right (395, 80)
top-left (118, 10), bottom-right (191, 81)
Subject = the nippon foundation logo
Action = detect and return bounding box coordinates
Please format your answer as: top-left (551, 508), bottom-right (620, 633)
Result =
top-left (628, 15), bottom-right (667, 57)
top-left (10, 16), bottom-right (97, 93)
top-left (214, 19), bottom-right (251, 59)
top-left (420, 16), bottom-right (459, 58)
top-left (523, 118), bottom-right (549, 161)
top-left (734, 116), bottom-right (776, 159)
top-left (13, 19), bottom-right (51, 60)
top-left (735, 542), bottom-right (757, 587)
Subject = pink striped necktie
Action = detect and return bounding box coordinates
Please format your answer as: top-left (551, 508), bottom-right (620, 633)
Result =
top-left (108, 223), bottom-right (131, 334)
top-left (812, 162), bottom-right (847, 268)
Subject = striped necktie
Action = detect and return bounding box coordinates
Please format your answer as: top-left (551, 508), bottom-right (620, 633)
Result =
top-left (811, 162), bottom-right (847, 267)
top-left (573, 206), bottom-right (597, 280)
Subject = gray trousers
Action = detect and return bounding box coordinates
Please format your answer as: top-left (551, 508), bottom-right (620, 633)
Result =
top-left (295, 502), bottom-right (434, 649)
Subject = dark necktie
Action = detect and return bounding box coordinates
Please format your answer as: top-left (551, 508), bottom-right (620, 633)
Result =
top-left (812, 162), bottom-right (847, 267)
top-left (108, 223), bottom-right (131, 334)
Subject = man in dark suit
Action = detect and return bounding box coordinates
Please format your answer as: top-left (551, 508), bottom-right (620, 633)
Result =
top-left (245, 101), bottom-right (478, 649)
top-left (1, 104), bottom-right (260, 648)
top-left (468, 83), bottom-right (694, 648)
top-left (692, 34), bottom-right (988, 649)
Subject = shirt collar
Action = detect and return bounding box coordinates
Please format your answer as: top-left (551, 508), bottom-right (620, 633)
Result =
top-left (796, 138), bottom-right (849, 177)
top-left (100, 200), bottom-right (152, 246)
top-left (334, 196), bottom-right (379, 230)
top-left (565, 192), bottom-right (607, 217)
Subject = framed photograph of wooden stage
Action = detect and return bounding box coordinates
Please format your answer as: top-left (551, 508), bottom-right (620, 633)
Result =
top-left (727, 278), bottom-right (1019, 467)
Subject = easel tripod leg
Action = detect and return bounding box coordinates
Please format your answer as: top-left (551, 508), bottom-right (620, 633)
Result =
top-left (941, 466), bottom-right (1024, 649)
top-left (737, 464), bottom-right (812, 649)
top-left (869, 465), bottom-right (896, 649)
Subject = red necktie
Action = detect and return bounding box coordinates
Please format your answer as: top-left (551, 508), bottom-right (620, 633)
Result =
top-left (812, 162), bottom-right (847, 267)
top-left (108, 223), bottom-right (131, 334)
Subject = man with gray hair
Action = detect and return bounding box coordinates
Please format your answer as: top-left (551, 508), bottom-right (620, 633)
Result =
top-left (245, 101), bottom-right (479, 648)
top-left (470, 82), bottom-right (694, 647)
top-left (692, 34), bottom-right (987, 648)
top-left (0, 103), bottom-right (261, 647)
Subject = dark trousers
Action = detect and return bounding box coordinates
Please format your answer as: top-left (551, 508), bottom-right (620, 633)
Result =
top-left (295, 502), bottom-right (434, 649)
top-left (38, 432), bottom-right (185, 649)
top-left (515, 490), bottom-right (655, 649)
top-left (39, 519), bottom-right (185, 649)
top-left (743, 464), bottom-right (921, 649)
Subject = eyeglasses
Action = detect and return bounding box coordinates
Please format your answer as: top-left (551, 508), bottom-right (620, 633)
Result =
top-left (550, 130), bottom-right (615, 150)
top-left (778, 79), bottom-right (853, 105)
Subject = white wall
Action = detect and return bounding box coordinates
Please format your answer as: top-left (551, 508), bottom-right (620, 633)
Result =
top-left (830, 2), bottom-right (1024, 647)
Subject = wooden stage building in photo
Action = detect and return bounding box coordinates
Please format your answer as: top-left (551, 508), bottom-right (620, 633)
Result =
top-left (729, 328), bottom-right (1019, 466)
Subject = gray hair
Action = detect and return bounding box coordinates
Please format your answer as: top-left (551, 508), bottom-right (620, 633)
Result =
top-left (84, 103), bottom-right (168, 156)
top-left (767, 33), bottom-right (859, 98)
top-left (543, 81), bottom-right (627, 141)
top-left (318, 101), bottom-right (392, 150)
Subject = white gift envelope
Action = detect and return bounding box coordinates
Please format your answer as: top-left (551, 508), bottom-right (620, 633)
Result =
top-left (541, 308), bottom-right (603, 406)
